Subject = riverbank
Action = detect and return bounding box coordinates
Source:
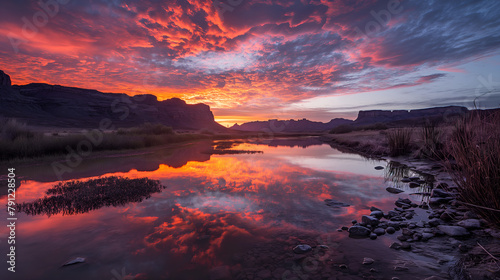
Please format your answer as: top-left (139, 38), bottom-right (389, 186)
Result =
top-left (0, 120), bottom-right (322, 163)
top-left (321, 129), bottom-right (500, 279)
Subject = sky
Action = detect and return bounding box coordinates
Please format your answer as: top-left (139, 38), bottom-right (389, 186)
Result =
top-left (1, 0), bottom-right (500, 126)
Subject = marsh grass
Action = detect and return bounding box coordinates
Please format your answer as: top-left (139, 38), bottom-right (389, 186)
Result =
top-left (419, 121), bottom-right (444, 159)
top-left (17, 176), bottom-right (166, 216)
top-left (0, 118), bottom-right (40, 141)
top-left (117, 123), bottom-right (174, 135)
top-left (329, 123), bottom-right (388, 134)
top-left (387, 128), bottom-right (413, 156)
top-left (446, 111), bottom-right (500, 226)
top-left (0, 120), bottom-right (206, 161)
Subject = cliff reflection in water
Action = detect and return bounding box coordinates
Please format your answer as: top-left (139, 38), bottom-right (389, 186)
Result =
top-left (16, 176), bottom-right (165, 216)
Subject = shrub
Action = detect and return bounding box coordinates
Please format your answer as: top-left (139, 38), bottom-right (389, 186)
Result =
top-left (446, 111), bottom-right (500, 226)
top-left (330, 124), bottom-right (353, 134)
top-left (362, 123), bottom-right (388, 131)
top-left (0, 119), bottom-right (39, 141)
top-left (387, 128), bottom-right (412, 156)
top-left (117, 123), bottom-right (174, 135)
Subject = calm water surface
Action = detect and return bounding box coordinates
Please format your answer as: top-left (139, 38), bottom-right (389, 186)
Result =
top-left (1, 137), bottom-right (451, 280)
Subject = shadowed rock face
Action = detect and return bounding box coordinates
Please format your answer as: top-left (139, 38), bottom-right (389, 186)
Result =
top-left (355, 106), bottom-right (469, 125)
top-left (0, 70), bottom-right (225, 130)
top-left (0, 70), bottom-right (11, 87)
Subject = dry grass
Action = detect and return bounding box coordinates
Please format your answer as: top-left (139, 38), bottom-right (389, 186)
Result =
top-left (446, 111), bottom-right (500, 226)
top-left (387, 128), bottom-right (413, 156)
top-left (419, 121), bottom-right (444, 159)
top-left (0, 120), bottom-right (207, 161)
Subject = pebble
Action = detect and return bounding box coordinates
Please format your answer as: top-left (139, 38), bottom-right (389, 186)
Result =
top-left (390, 242), bottom-right (402, 250)
top-left (386, 227), bottom-right (396, 234)
top-left (363, 257), bottom-right (374, 265)
top-left (293, 244), bottom-right (312, 254)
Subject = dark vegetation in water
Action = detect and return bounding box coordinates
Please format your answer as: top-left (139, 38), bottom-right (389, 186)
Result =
top-left (16, 176), bottom-right (165, 216)
top-left (204, 140), bottom-right (263, 155)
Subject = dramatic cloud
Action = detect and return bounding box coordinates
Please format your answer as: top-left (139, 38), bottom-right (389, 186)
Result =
top-left (1, 0), bottom-right (499, 125)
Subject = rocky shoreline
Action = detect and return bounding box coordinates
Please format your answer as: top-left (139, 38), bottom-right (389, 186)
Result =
top-left (334, 154), bottom-right (500, 279)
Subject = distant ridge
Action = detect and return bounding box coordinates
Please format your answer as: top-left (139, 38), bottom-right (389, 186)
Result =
top-left (231, 106), bottom-right (473, 133)
top-left (231, 118), bottom-right (354, 132)
top-left (0, 70), bottom-right (225, 130)
top-left (354, 106), bottom-right (469, 125)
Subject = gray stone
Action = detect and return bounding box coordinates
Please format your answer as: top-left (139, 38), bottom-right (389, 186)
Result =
top-left (401, 242), bottom-right (411, 250)
top-left (386, 227), bottom-right (396, 234)
top-left (402, 228), bottom-right (414, 236)
top-left (325, 199), bottom-right (350, 208)
top-left (463, 211), bottom-right (479, 220)
top-left (373, 228), bottom-right (386, 235)
top-left (395, 198), bottom-right (412, 207)
top-left (390, 242), bottom-right (402, 250)
top-left (409, 182), bottom-right (420, 188)
top-left (431, 189), bottom-right (452, 198)
top-left (374, 166), bottom-right (384, 170)
top-left (362, 215), bottom-right (380, 227)
top-left (293, 244), bottom-right (312, 254)
top-left (428, 219), bottom-right (441, 227)
top-left (422, 233), bottom-right (434, 241)
top-left (429, 197), bottom-right (452, 205)
top-left (370, 206), bottom-right (382, 212)
top-left (437, 225), bottom-right (470, 237)
top-left (363, 257), bottom-right (374, 265)
top-left (386, 187), bottom-right (404, 194)
top-left (369, 233), bottom-right (378, 240)
top-left (370, 211), bottom-right (384, 219)
top-left (348, 226), bottom-right (371, 237)
top-left (387, 210), bottom-right (400, 217)
top-left (457, 219), bottom-right (481, 229)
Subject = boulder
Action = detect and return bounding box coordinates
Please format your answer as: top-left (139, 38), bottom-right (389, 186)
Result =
top-left (386, 227), bottom-right (396, 234)
top-left (431, 189), bottom-right (452, 198)
top-left (348, 226), bottom-right (371, 237)
top-left (395, 198), bottom-right (412, 207)
top-left (437, 225), bottom-right (470, 237)
top-left (373, 228), bottom-right (386, 235)
top-left (457, 219), bottom-right (481, 230)
top-left (362, 215), bottom-right (380, 227)
top-left (370, 211), bottom-right (384, 219)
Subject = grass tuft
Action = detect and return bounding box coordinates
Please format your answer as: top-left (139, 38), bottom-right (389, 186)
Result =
top-left (387, 128), bottom-right (413, 156)
top-left (446, 111), bottom-right (500, 226)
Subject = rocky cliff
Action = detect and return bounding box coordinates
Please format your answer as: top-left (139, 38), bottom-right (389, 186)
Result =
top-left (355, 106), bottom-right (468, 125)
top-left (0, 70), bottom-right (11, 86)
top-left (0, 71), bottom-right (225, 130)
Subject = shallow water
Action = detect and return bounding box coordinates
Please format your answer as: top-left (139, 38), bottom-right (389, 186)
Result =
top-left (0, 137), bottom-right (453, 279)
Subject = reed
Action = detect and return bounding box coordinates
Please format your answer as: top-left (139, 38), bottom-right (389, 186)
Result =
top-left (446, 111), bottom-right (500, 226)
